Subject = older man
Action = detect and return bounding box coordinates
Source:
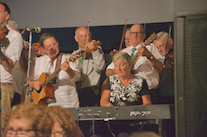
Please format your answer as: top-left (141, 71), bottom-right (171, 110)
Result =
top-left (29, 33), bottom-right (81, 107)
top-left (154, 31), bottom-right (174, 104)
top-left (106, 24), bottom-right (164, 104)
top-left (73, 26), bottom-right (106, 107)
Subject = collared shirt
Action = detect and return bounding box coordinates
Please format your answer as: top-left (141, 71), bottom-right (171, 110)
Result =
top-left (75, 46), bottom-right (106, 88)
top-left (0, 24), bottom-right (23, 83)
top-left (29, 53), bottom-right (81, 108)
top-left (107, 43), bottom-right (164, 90)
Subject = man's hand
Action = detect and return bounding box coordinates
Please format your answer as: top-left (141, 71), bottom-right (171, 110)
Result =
top-left (137, 47), bottom-right (152, 58)
top-left (61, 61), bottom-right (70, 72)
top-left (33, 81), bottom-right (42, 91)
top-left (109, 49), bottom-right (118, 56)
top-left (61, 59), bottom-right (76, 78)
top-left (87, 40), bottom-right (98, 52)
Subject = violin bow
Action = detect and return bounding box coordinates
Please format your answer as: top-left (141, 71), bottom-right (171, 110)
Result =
top-left (166, 25), bottom-right (172, 54)
top-left (84, 21), bottom-right (90, 53)
top-left (119, 19), bottom-right (127, 51)
top-left (3, 106), bottom-right (16, 137)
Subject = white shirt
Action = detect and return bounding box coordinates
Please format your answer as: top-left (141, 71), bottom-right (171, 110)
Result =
top-left (0, 25), bottom-right (23, 83)
top-left (107, 43), bottom-right (164, 90)
top-left (75, 46), bottom-right (106, 88)
top-left (29, 53), bottom-right (81, 108)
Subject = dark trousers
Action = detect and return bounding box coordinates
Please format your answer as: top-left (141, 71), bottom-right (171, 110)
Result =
top-left (149, 89), bottom-right (158, 104)
top-left (11, 93), bottom-right (21, 107)
top-left (77, 86), bottom-right (100, 107)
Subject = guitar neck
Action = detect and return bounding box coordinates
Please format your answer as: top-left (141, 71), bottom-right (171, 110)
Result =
top-left (131, 32), bottom-right (157, 66)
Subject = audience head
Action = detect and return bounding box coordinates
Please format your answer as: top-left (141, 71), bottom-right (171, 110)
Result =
top-left (0, 2), bottom-right (10, 25)
top-left (129, 24), bottom-right (146, 47)
top-left (8, 20), bottom-right (18, 31)
top-left (3, 103), bottom-right (52, 137)
top-left (39, 33), bottom-right (59, 60)
top-left (124, 28), bottom-right (131, 48)
top-left (113, 52), bottom-right (134, 77)
top-left (47, 106), bottom-right (83, 137)
top-left (154, 31), bottom-right (173, 56)
top-left (131, 131), bottom-right (161, 137)
top-left (74, 26), bottom-right (91, 49)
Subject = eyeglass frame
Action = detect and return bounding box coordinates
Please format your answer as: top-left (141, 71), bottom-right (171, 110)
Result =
top-left (130, 31), bottom-right (144, 35)
top-left (51, 131), bottom-right (66, 137)
top-left (44, 41), bottom-right (58, 50)
top-left (6, 128), bottom-right (37, 137)
top-left (76, 34), bottom-right (91, 40)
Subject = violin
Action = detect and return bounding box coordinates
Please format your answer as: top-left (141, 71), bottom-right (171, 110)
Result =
top-left (165, 48), bottom-right (174, 71)
top-left (85, 40), bottom-right (101, 53)
top-left (0, 24), bottom-right (9, 40)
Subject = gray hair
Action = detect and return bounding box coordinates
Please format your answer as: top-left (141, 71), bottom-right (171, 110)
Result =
top-left (8, 20), bottom-right (18, 30)
top-left (38, 33), bottom-right (56, 46)
top-left (113, 52), bottom-right (132, 65)
top-left (156, 31), bottom-right (172, 42)
top-left (113, 52), bottom-right (136, 74)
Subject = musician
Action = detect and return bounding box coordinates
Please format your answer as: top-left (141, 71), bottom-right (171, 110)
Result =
top-left (7, 20), bottom-right (26, 107)
top-left (73, 26), bottom-right (106, 107)
top-left (154, 31), bottom-right (174, 104)
top-left (100, 52), bottom-right (152, 107)
top-left (3, 103), bottom-right (52, 137)
top-left (0, 2), bottom-right (23, 130)
top-left (47, 106), bottom-right (83, 137)
top-left (106, 24), bottom-right (164, 104)
top-left (154, 31), bottom-right (175, 137)
top-left (29, 33), bottom-right (81, 108)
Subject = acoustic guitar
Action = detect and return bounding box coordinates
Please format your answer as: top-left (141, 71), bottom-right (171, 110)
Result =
top-left (26, 49), bottom-right (84, 105)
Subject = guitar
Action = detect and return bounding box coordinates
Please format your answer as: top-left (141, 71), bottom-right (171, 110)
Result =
top-left (26, 49), bottom-right (84, 105)
top-left (131, 32), bottom-right (157, 66)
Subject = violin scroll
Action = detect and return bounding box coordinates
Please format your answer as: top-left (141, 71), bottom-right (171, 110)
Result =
top-left (0, 24), bottom-right (9, 40)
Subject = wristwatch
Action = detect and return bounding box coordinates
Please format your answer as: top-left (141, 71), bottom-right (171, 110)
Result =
top-left (147, 55), bottom-right (154, 60)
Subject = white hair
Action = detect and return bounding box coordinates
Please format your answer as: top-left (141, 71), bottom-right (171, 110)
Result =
top-left (156, 31), bottom-right (172, 42)
top-left (8, 20), bottom-right (18, 30)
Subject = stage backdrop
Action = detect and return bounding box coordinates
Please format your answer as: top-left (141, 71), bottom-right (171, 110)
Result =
top-left (22, 22), bottom-right (173, 53)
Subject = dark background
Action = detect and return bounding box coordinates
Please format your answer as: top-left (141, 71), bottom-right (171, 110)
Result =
top-left (22, 22), bottom-right (173, 54)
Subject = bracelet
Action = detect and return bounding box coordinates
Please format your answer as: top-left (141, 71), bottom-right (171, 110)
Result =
top-left (106, 103), bottom-right (111, 106)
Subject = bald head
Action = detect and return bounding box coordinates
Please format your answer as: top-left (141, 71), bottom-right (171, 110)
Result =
top-left (129, 24), bottom-right (146, 47)
top-left (74, 26), bottom-right (91, 49)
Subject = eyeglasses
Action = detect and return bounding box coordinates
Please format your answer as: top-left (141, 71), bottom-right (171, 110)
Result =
top-left (130, 32), bottom-right (144, 35)
top-left (44, 42), bottom-right (58, 50)
top-left (77, 35), bottom-right (90, 40)
top-left (52, 131), bottom-right (66, 137)
top-left (6, 128), bottom-right (36, 137)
